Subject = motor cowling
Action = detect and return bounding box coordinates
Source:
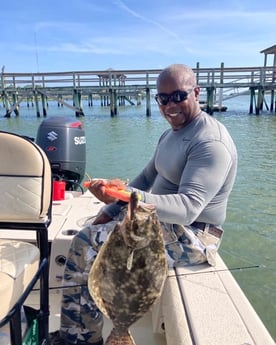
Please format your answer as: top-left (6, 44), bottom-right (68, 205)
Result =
top-left (36, 116), bottom-right (86, 191)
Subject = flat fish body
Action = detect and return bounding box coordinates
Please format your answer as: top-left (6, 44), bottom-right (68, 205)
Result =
top-left (88, 192), bottom-right (167, 344)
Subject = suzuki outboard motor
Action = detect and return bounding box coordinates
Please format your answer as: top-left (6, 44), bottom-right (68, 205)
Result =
top-left (36, 116), bottom-right (86, 191)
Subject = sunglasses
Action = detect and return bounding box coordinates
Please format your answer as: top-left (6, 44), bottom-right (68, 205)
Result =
top-left (155, 89), bottom-right (194, 106)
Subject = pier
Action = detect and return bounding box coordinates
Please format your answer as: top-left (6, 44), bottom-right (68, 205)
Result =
top-left (1, 63), bottom-right (276, 117)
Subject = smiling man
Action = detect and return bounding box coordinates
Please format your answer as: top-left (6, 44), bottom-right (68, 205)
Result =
top-left (54, 64), bottom-right (238, 345)
top-left (92, 64), bottom-right (237, 239)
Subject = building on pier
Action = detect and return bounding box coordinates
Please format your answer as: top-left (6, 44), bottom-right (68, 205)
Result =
top-left (261, 44), bottom-right (276, 82)
top-left (249, 45), bottom-right (276, 114)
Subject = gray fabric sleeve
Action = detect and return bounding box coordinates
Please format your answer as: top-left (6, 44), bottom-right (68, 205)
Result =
top-left (137, 140), bottom-right (234, 225)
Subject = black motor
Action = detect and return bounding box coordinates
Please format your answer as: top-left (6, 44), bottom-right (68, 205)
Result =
top-left (36, 116), bottom-right (86, 191)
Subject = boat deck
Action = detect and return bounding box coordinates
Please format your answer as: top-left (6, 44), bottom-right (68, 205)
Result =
top-left (26, 290), bottom-right (166, 345)
top-left (2, 191), bottom-right (275, 345)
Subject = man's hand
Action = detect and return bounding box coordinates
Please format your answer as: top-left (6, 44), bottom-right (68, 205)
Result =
top-left (92, 210), bottom-right (113, 225)
top-left (87, 178), bottom-right (128, 204)
top-left (88, 179), bottom-right (118, 204)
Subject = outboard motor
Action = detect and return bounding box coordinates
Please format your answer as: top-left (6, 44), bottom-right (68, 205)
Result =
top-left (36, 116), bottom-right (86, 191)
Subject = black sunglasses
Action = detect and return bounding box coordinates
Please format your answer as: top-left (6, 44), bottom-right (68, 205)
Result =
top-left (155, 89), bottom-right (194, 106)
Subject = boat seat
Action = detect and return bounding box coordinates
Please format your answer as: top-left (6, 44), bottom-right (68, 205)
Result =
top-left (0, 240), bottom-right (40, 320)
top-left (152, 254), bottom-right (275, 345)
top-left (0, 131), bottom-right (52, 345)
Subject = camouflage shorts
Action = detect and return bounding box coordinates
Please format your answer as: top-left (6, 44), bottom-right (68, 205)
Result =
top-left (163, 223), bottom-right (223, 267)
top-left (60, 214), bottom-right (222, 343)
top-left (60, 220), bottom-right (118, 344)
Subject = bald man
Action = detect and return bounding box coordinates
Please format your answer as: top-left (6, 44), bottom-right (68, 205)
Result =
top-left (53, 64), bottom-right (238, 345)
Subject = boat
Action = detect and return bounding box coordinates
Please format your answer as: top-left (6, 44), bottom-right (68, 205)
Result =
top-left (199, 101), bottom-right (228, 112)
top-left (1, 190), bottom-right (275, 345)
top-left (0, 119), bottom-right (275, 345)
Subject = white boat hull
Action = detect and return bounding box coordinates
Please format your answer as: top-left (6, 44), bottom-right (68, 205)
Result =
top-left (1, 191), bottom-right (275, 345)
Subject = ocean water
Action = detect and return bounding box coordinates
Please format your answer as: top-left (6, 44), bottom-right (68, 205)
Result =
top-left (0, 95), bottom-right (275, 340)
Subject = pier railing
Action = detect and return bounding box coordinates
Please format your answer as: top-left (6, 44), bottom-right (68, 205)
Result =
top-left (1, 66), bottom-right (276, 90)
top-left (1, 65), bottom-right (276, 116)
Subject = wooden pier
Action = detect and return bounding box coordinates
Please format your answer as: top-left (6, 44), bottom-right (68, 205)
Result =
top-left (1, 64), bottom-right (276, 117)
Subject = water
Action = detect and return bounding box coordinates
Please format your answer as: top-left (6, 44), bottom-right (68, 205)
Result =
top-left (0, 95), bottom-right (275, 340)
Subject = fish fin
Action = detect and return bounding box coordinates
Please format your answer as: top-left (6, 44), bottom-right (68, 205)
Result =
top-left (126, 249), bottom-right (134, 271)
top-left (105, 328), bottom-right (136, 345)
top-left (127, 191), bottom-right (139, 221)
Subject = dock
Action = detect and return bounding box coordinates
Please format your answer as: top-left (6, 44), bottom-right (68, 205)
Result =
top-left (1, 64), bottom-right (276, 117)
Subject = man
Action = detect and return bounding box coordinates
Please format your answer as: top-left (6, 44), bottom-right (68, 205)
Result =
top-left (53, 64), bottom-right (237, 345)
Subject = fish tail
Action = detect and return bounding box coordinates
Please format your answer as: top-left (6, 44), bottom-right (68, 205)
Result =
top-left (104, 328), bottom-right (135, 345)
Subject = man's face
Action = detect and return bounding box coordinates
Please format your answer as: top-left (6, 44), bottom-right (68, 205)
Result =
top-left (156, 74), bottom-right (200, 130)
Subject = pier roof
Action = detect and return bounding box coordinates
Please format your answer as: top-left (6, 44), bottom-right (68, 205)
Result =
top-left (260, 44), bottom-right (276, 67)
top-left (260, 45), bottom-right (276, 54)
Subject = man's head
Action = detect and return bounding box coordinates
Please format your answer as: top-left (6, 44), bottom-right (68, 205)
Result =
top-left (155, 64), bottom-right (201, 130)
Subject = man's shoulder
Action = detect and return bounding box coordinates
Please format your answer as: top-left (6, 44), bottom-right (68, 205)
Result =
top-left (158, 128), bottom-right (171, 141)
top-left (195, 112), bottom-right (231, 139)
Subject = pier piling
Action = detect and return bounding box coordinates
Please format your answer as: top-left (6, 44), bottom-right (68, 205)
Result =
top-left (73, 89), bottom-right (84, 117)
top-left (3, 92), bottom-right (11, 118)
top-left (146, 87), bottom-right (151, 117)
top-left (12, 93), bottom-right (19, 116)
top-left (206, 87), bottom-right (215, 115)
top-left (33, 90), bottom-right (40, 117)
top-left (41, 93), bottom-right (47, 117)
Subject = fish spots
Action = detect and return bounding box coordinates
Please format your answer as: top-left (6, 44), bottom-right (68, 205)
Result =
top-left (88, 192), bottom-right (167, 343)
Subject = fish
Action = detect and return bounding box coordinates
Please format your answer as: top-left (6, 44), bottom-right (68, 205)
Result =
top-left (88, 192), bottom-right (167, 345)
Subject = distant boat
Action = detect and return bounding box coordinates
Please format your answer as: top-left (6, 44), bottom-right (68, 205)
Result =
top-left (199, 100), bottom-right (228, 112)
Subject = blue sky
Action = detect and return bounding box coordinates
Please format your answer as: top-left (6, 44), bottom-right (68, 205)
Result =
top-left (1, 0), bottom-right (275, 73)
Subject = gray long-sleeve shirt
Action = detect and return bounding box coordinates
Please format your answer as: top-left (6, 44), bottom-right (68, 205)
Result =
top-left (103, 111), bottom-right (237, 227)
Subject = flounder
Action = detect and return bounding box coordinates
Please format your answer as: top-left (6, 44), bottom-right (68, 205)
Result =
top-left (88, 192), bottom-right (167, 345)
